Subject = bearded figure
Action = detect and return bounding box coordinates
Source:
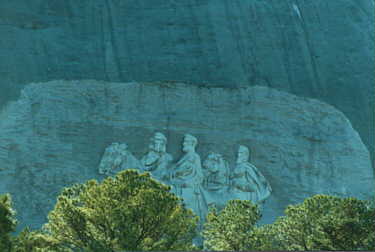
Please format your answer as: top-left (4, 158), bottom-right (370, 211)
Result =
top-left (140, 132), bottom-right (173, 182)
top-left (170, 134), bottom-right (207, 225)
top-left (230, 145), bottom-right (272, 204)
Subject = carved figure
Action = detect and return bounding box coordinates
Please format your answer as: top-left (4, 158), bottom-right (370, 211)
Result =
top-left (118, 143), bottom-right (143, 171)
top-left (230, 145), bottom-right (272, 203)
top-left (202, 152), bottom-right (229, 191)
top-left (202, 152), bottom-right (229, 209)
top-left (140, 132), bottom-right (173, 181)
top-left (170, 134), bottom-right (207, 223)
top-left (98, 142), bottom-right (142, 175)
top-left (98, 143), bottom-right (121, 175)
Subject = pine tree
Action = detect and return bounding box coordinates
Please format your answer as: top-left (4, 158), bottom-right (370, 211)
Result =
top-left (43, 169), bottom-right (198, 251)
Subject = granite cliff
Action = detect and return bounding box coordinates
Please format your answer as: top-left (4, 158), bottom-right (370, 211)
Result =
top-left (0, 80), bottom-right (373, 230)
top-left (0, 0), bottom-right (374, 166)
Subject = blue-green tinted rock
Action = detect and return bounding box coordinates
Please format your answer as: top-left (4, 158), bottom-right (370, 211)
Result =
top-left (0, 0), bottom-right (373, 166)
top-left (0, 80), bottom-right (373, 230)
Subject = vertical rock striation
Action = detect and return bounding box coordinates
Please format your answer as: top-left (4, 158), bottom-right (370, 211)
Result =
top-left (0, 0), bottom-right (374, 166)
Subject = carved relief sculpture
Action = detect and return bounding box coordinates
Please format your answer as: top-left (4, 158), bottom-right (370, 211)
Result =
top-left (98, 143), bottom-right (121, 175)
top-left (170, 134), bottom-right (207, 223)
top-left (202, 152), bottom-right (229, 209)
top-left (230, 145), bottom-right (272, 203)
top-left (140, 132), bottom-right (173, 181)
top-left (98, 142), bottom-right (142, 175)
top-left (98, 136), bottom-right (272, 222)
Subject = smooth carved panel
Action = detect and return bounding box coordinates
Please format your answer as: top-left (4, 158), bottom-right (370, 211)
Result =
top-left (3, 81), bottom-right (373, 233)
top-left (98, 135), bottom-right (272, 222)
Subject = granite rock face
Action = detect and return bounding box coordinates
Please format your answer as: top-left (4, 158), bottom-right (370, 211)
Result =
top-left (0, 0), bottom-right (374, 166)
top-left (0, 80), bottom-right (373, 230)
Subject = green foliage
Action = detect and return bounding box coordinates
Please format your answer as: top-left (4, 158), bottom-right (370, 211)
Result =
top-left (269, 194), bottom-right (375, 250)
top-left (202, 199), bottom-right (261, 251)
top-left (203, 195), bottom-right (375, 251)
top-left (43, 169), bottom-right (198, 251)
top-left (0, 194), bottom-right (17, 252)
top-left (3, 179), bottom-right (374, 251)
top-left (11, 228), bottom-right (68, 252)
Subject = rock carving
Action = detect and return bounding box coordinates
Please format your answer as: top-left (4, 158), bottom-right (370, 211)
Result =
top-left (202, 152), bottom-right (229, 191)
top-left (202, 152), bottom-right (229, 208)
top-left (98, 142), bottom-right (142, 175)
top-left (98, 136), bottom-right (273, 218)
top-left (141, 132), bottom-right (173, 181)
top-left (170, 134), bottom-right (207, 222)
top-left (98, 143), bottom-right (121, 175)
top-left (230, 145), bottom-right (272, 203)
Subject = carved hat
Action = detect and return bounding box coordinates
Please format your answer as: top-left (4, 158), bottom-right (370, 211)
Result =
top-left (153, 132), bottom-right (167, 143)
top-left (150, 132), bottom-right (167, 152)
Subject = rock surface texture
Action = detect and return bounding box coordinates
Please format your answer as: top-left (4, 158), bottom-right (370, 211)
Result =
top-left (0, 80), bottom-right (373, 230)
top-left (0, 0), bottom-right (374, 166)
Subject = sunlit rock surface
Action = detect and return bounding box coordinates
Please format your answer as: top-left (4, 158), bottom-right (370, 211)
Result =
top-left (0, 80), bottom-right (373, 230)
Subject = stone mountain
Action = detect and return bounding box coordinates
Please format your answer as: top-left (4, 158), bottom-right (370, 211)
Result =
top-left (0, 0), bottom-right (373, 167)
top-left (0, 80), bottom-right (373, 230)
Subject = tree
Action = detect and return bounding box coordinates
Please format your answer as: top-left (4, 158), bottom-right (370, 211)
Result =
top-left (11, 228), bottom-right (68, 252)
top-left (0, 194), bottom-right (17, 252)
top-left (0, 194), bottom-right (62, 252)
top-left (43, 169), bottom-right (198, 251)
top-left (202, 199), bottom-right (261, 251)
top-left (270, 194), bottom-right (375, 251)
top-left (203, 195), bottom-right (375, 251)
